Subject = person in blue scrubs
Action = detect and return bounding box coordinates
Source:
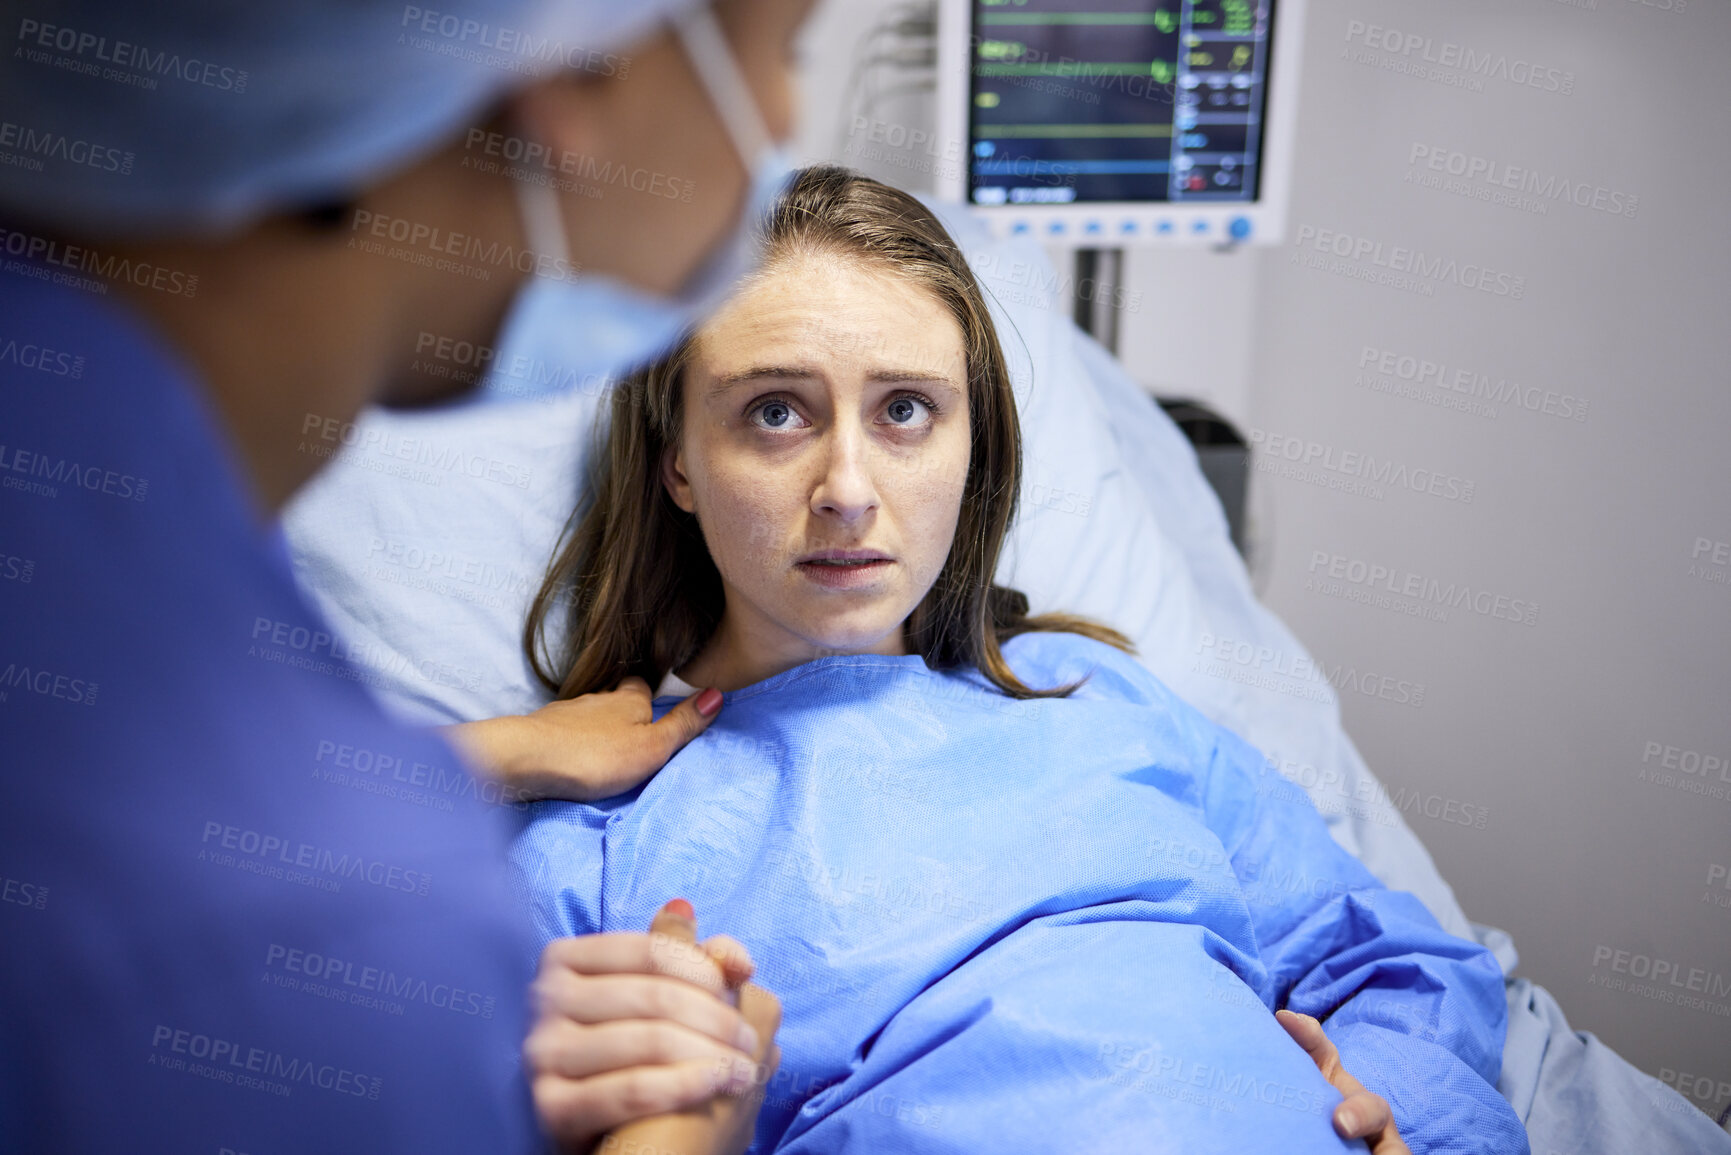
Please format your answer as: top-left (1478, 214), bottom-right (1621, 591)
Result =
top-left (0, 0), bottom-right (811, 1151)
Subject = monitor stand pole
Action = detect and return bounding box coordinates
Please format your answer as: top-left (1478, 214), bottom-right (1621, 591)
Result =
top-left (1072, 246), bottom-right (1125, 356)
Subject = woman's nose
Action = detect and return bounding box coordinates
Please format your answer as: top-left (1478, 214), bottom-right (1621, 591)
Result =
top-left (809, 424), bottom-right (880, 524)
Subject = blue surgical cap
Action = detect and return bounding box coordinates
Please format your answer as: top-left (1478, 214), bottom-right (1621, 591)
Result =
top-left (0, 0), bottom-right (700, 238)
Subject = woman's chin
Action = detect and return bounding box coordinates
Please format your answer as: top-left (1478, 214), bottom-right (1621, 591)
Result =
top-left (789, 614), bottom-right (913, 661)
top-left (776, 574), bottom-right (916, 651)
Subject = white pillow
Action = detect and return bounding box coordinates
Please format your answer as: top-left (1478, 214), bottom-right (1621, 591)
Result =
top-left (282, 387), bottom-right (599, 726)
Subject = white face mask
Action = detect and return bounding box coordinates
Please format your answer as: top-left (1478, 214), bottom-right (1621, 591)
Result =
top-left (481, 4), bottom-right (793, 405)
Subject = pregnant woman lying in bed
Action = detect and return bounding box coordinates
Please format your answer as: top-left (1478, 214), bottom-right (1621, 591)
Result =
top-left (508, 166), bottom-right (1527, 1155)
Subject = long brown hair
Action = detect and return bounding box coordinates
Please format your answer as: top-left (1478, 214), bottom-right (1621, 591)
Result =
top-left (526, 165), bottom-right (1131, 700)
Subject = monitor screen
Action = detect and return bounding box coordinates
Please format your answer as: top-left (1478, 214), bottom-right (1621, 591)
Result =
top-left (967, 0), bottom-right (1276, 209)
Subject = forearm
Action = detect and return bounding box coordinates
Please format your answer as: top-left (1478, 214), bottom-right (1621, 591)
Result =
top-left (598, 1094), bottom-right (761, 1155)
top-left (598, 1112), bottom-right (716, 1155)
top-left (441, 715), bottom-right (534, 796)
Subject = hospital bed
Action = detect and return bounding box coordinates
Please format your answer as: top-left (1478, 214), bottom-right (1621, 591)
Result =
top-left (281, 201), bottom-right (1730, 1154)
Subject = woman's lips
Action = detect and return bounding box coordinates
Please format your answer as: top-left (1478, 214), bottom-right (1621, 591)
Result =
top-left (795, 557), bottom-right (893, 589)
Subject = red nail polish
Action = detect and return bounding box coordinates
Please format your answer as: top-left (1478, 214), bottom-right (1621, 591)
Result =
top-left (695, 687), bottom-right (723, 716)
top-left (665, 897), bottom-right (695, 919)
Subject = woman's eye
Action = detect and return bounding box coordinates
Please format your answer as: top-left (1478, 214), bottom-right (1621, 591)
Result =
top-left (750, 399), bottom-right (806, 431)
top-left (883, 396), bottom-right (934, 427)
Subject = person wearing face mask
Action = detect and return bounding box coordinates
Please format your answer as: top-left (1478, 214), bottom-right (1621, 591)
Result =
top-left (0, 1), bottom-right (809, 1152)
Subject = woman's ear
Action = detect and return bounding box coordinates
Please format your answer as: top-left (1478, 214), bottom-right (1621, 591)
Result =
top-left (661, 443), bottom-right (697, 514)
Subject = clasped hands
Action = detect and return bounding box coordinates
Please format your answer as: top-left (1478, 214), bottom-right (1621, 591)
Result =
top-left (527, 899), bottom-right (782, 1155)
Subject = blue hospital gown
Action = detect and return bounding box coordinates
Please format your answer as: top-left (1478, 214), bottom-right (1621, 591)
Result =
top-left (0, 267), bottom-right (537, 1150)
top-left (513, 635), bottom-right (1529, 1154)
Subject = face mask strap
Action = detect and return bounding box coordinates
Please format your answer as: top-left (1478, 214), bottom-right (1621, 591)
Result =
top-left (671, 4), bottom-right (775, 169)
top-left (510, 131), bottom-right (572, 279)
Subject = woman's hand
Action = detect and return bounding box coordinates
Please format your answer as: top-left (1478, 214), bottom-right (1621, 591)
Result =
top-left (599, 902), bottom-right (782, 1155)
top-left (443, 677), bottom-right (723, 803)
top-left (526, 900), bottom-right (773, 1153)
top-left (1276, 1009), bottom-right (1412, 1154)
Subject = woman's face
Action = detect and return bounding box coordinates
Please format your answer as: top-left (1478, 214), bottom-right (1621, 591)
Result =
top-left (663, 248), bottom-right (971, 669)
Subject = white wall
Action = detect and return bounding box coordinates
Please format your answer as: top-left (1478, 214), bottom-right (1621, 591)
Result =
top-left (793, 0), bottom-right (1731, 1119)
top-left (1242, 0), bottom-right (1731, 1107)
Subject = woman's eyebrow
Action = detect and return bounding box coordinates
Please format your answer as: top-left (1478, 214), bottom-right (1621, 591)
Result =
top-left (866, 369), bottom-right (963, 393)
top-left (710, 365), bottom-right (821, 393)
top-left (708, 365), bottom-right (962, 394)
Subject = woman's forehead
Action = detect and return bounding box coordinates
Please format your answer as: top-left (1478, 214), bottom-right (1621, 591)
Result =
top-left (696, 252), bottom-right (967, 384)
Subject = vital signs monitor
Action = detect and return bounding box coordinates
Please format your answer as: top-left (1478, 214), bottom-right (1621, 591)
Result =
top-left (935, 0), bottom-right (1306, 245)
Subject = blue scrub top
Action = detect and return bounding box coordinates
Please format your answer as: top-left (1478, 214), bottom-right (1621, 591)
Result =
top-left (0, 265), bottom-right (540, 1152)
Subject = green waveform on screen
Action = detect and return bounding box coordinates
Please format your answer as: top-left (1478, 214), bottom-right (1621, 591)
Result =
top-left (980, 11), bottom-right (1178, 28)
top-left (978, 123), bottom-right (1175, 138)
top-left (977, 62), bottom-right (1170, 77)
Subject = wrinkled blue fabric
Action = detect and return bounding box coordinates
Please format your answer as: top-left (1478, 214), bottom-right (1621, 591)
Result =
top-left (512, 632), bottom-right (1528, 1154)
top-left (0, 266), bottom-right (539, 1152)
